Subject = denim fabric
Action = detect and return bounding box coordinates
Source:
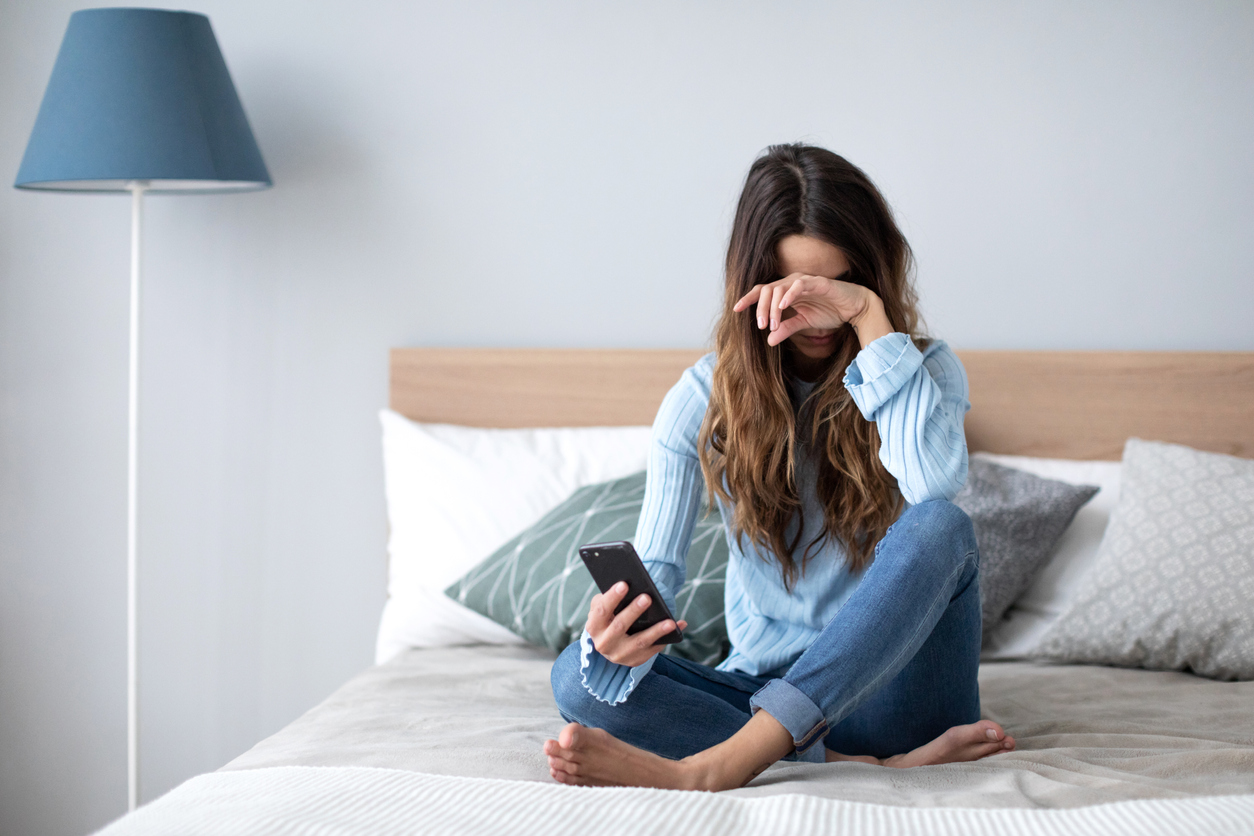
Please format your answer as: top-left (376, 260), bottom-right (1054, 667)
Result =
top-left (551, 500), bottom-right (982, 762)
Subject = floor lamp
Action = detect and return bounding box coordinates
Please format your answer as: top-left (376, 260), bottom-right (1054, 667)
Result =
top-left (14, 9), bottom-right (271, 812)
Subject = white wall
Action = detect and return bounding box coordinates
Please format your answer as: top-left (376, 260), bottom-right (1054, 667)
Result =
top-left (2, 1), bottom-right (1251, 832)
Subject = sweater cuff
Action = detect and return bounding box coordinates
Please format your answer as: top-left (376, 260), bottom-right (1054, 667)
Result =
top-left (843, 333), bottom-right (923, 419)
top-left (578, 629), bottom-right (657, 706)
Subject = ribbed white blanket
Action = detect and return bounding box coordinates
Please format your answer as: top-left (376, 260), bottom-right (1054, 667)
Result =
top-left (97, 765), bottom-right (1254, 836)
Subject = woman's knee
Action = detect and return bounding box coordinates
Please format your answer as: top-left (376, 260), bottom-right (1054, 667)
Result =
top-left (550, 641), bottom-right (589, 720)
top-left (903, 498), bottom-right (974, 537)
top-left (885, 500), bottom-right (977, 564)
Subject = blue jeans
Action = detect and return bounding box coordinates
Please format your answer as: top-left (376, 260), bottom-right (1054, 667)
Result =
top-left (550, 500), bottom-right (982, 762)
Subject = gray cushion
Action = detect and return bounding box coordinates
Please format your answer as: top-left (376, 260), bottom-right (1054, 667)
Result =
top-left (1033, 438), bottom-right (1254, 680)
top-left (954, 459), bottom-right (1098, 636)
top-left (444, 471), bottom-right (730, 666)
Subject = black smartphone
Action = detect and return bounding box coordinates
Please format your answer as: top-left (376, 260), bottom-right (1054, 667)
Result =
top-left (578, 540), bottom-right (684, 645)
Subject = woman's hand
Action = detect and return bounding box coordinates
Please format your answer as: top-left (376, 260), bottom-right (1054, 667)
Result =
top-left (586, 582), bottom-right (688, 668)
top-left (732, 273), bottom-right (890, 348)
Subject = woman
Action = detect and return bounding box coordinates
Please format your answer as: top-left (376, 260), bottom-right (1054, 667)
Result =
top-left (544, 144), bottom-right (1014, 791)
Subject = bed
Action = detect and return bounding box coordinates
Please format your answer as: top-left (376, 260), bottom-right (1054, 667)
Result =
top-left (98, 348), bottom-right (1254, 836)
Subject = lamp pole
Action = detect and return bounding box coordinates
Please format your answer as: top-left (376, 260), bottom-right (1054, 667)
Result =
top-left (127, 180), bottom-right (146, 811)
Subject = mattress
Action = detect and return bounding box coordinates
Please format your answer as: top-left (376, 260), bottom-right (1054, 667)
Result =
top-left (220, 644), bottom-right (1254, 808)
top-left (95, 645), bottom-right (1254, 834)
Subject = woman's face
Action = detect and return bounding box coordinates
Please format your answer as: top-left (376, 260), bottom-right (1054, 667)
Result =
top-left (775, 234), bottom-right (851, 360)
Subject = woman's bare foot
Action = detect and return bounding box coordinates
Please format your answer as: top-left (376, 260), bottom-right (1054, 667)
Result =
top-left (883, 720), bottom-right (1015, 767)
top-left (544, 723), bottom-right (695, 789)
top-left (826, 719), bottom-right (1015, 767)
top-left (544, 711), bottom-right (795, 791)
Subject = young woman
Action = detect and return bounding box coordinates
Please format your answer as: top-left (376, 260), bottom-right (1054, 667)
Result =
top-left (544, 144), bottom-right (1014, 790)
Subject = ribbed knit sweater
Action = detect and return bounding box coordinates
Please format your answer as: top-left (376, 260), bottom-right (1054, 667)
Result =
top-left (579, 332), bottom-right (971, 705)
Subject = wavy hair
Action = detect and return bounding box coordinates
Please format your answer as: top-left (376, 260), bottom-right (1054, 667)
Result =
top-left (697, 144), bottom-right (923, 588)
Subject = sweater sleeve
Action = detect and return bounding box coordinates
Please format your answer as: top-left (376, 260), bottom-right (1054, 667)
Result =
top-left (577, 356), bottom-right (711, 705)
top-left (842, 334), bottom-right (970, 504)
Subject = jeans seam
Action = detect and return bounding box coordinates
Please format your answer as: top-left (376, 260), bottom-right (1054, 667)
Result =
top-left (819, 555), bottom-right (971, 728)
top-left (795, 720), bottom-right (828, 752)
top-left (951, 549), bottom-right (979, 600)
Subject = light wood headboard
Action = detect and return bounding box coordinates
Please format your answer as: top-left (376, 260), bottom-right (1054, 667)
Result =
top-left (390, 348), bottom-right (1254, 460)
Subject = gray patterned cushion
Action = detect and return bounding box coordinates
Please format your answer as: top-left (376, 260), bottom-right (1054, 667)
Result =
top-left (954, 459), bottom-right (1098, 636)
top-left (1034, 438), bottom-right (1254, 680)
top-left (444, 471), bottom-right (731, 665)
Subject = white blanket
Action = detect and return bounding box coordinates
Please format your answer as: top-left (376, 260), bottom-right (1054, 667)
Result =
top-left (96, 765), bottom-right (1254, 836)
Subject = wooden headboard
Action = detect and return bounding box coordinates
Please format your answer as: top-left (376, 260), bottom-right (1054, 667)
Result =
top-left (390, 349), bottom-right (1254, 461)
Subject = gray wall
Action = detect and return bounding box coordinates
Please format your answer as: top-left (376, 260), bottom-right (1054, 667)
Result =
top-left (2, 1), bottom-right (1251, 833)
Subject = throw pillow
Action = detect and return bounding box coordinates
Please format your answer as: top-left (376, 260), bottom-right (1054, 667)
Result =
top-left (376, 409), bottom-right (651, 663)
top-left (445, 471), bottom-right (731, 666)
top-left (953, 459), bottom-right (1099, 636)
top-left (976, 453), bottom-right (1122, 660)
top-left (1033, 438), bottom-right (1254, 680)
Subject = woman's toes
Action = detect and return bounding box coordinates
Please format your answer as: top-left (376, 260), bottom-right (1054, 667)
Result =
top-left (544, 738), bottom-right (581, 766)
top-left (549, 757), bottom-right (581, 783)
top-left (976, 733), bottom-right (1015, 760)
top-left (943, 723), bottom-right (988, 749)
top-left (559, 722), bottom-right (583, 750)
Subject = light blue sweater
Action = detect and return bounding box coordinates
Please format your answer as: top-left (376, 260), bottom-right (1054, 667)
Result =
top-left (579, 332), bottom-right (971, 705)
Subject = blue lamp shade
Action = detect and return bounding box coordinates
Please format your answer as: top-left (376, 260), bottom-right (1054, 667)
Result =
top-left (15, 8), bottom-right (271, 193)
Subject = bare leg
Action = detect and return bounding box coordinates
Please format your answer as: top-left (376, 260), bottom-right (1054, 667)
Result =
top-left (826, 718), bottom-right (1015, 766)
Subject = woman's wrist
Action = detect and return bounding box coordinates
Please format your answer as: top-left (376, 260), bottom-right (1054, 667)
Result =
top-left (849, 291), bottom-right (893, 348)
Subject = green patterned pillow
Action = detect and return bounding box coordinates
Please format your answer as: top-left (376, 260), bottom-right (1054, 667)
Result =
top-left (444, 471), bottom-right (730, 665)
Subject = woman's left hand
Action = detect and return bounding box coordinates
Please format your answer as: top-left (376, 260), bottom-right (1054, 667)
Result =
top-left (733, 273), bottom-right (889, 347)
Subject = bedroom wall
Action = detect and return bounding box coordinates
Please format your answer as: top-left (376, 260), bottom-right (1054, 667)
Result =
top-left (1, 1), bottom-right (1251, 833)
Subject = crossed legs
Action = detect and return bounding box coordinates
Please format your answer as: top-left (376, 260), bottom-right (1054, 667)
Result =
top-left (545, 501), bottom-right (1014, 789)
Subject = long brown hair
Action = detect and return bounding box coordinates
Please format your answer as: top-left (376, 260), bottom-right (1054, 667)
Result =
top-left (697, 144), bottom-right (923, 588)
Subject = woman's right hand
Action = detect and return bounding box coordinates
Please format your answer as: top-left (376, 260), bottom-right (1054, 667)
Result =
top-left (733, 272), bottom-right (883, 346)
top-left (586, 582), bottom-right (688, 668)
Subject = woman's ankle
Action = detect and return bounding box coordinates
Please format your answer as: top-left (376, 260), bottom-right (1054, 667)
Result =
top-left (678, 712), bottom-right (797, 791)
top-left (680, 747), bottom-right (768, 792)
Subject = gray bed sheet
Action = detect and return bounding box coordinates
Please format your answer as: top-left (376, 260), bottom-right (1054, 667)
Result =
top-left (223, 645), bottom-right (1254, 808)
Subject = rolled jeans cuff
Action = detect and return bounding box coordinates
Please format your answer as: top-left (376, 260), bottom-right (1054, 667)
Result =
top-left (749, 678), bottom-right (827, 759)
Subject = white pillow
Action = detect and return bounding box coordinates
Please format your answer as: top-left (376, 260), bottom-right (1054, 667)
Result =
top-left (375, 409), bottom-right (652, 663)
top-left (977, 453), bottom-right (1122, 660)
